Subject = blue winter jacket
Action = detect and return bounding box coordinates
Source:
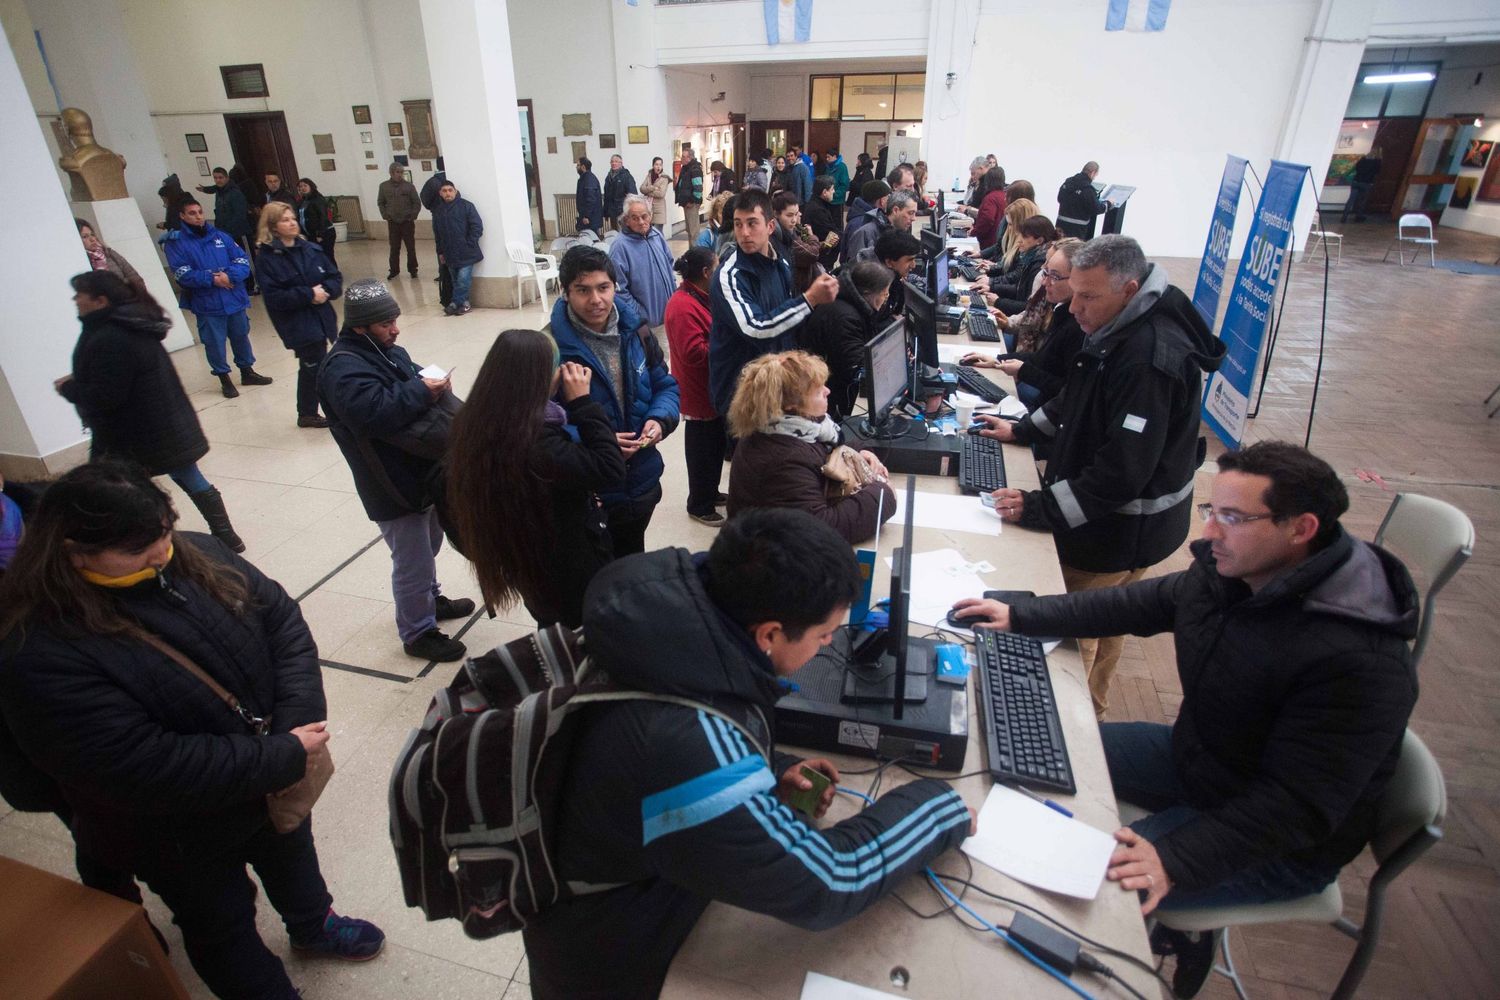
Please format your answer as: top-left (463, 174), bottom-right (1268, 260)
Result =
top-left (432, 197), bottom-right (484, 268)
top-left (707, 245), bottom-right (809, 414)
top-left (549, 297), bottom-right (680, 507)
top-left (255, 239), bottom-right (342, 350)
top-left (789, 159), bottom-right (812, 203)
top-left (576, 172), bottom-right (604, 231)
top-left (161, 224), bottom-right (251, 317)
top-left (608, 228), bottom-right (677, 329)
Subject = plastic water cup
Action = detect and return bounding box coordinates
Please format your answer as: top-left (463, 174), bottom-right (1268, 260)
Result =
top-left (956, 402), bottom-right (975, 429)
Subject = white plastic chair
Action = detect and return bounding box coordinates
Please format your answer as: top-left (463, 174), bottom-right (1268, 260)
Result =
top-left (1302, 210), bottom-right (1342, 264)
top-left (1373, 492), bottom-right (1475, 667)
top-left (508, 244), bottom-right (558, 312)
top-left (1382, 213), bottom-right (1438, 267)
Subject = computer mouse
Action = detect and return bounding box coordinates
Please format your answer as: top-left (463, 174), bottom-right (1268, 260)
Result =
top-left (946, 607), bottom-right (984, 628)
top-left (966, 424), bottom-right (988, 435)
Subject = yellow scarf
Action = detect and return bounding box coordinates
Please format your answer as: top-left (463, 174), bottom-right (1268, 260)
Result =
top-left (78, 544), bottom-right (174, 588)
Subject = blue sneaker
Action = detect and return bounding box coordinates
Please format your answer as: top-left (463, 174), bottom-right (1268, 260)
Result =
top-left (291, 910), bottom-right (385, 961)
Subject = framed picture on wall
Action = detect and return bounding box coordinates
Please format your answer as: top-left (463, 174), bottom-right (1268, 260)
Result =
top-left (391, 139), bottom-right (405, 152)
top-left (185, 133), bottom-right (208, 152)
top-left (1479, 150), bottom-right (1500, 203)
top-left (313, 133), bottom-right (335, 154)
top-left (388, 122), bottom-right (404, 138)
top-left (320, 158), bottom-right (336, 171)
top-left (546, 137), bottom-right (558, 154)
top-left (572, 140), bottom-right (587, 162)
top-left (600, 133), bottom-right (616, 149)
top-left (361, 131), bottom-right (373, 143)
top-left (195, 156), bottom-right (211, 176)
top-left (628, 125), bottom-right (649, 144)
top-left (352, 105), bottom-right (372, 124)
top-left (1462, 139), bottom-right (1494, 169)
top-left (1449, 176), bottom-right (1477, 209)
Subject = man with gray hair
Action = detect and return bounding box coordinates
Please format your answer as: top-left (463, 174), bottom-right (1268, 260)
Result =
top-left (608, 193), bottom-right (677, 329)
top-left (960, 156), bottom-right (989, 217)
top-left (1057, 160), bottom-right (1109, 239)
top-left (974, 235), bottom-right (1226, 717)
top-left (843, 189), bottom-right (918, 262)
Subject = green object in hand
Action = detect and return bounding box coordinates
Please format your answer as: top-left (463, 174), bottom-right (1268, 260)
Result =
top-left (787, 764), bottom-right (832, 816)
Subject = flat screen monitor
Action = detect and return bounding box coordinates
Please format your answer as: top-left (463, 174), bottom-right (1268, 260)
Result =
top-left (919, 227), bottom-right (944, 259)
top-left (930, 247), bottom-right (949, 304)
top-left (862, 317), bottom-right (910, 433)
top-left (889, 475), bottom-right (916, 719)
top-left (904, 281), bottom-right (938, 369)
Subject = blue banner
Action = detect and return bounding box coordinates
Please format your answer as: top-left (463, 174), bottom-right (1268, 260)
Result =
top-left (1191, 154), bottom-right (1247, 325)
top-left (1202, 159), bottom-right (1308, 451)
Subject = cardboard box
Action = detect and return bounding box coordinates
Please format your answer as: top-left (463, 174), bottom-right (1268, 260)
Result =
top-left (0, 856), bottom-right (190, 999)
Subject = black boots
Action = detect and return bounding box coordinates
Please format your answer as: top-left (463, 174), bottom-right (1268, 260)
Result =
top-left (240, 368), bottom-right (273, 386)
top-left (219, 374), bottom-right (239, 398)
top-left (189, 487), bottom-right (246, 553)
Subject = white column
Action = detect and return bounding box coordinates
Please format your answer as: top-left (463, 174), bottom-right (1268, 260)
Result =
top-left (611, 0), bottom-right (674, 233)
top-left (921, 0), bottom-right (983, 200)
top-left (0, 25), bottom-right (90, 476)
top-left (418, 0), bottom-right (535, 307)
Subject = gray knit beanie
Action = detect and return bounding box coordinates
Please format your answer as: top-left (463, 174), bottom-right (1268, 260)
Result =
top-left (343, 278), bottom-right (401, 328)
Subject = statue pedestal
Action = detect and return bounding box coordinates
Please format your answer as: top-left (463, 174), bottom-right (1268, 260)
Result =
top-left (79, 199), bottom-right (196, 353)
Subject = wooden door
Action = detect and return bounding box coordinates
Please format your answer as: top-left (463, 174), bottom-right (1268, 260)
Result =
top-left (807, 121), bottom-right (840, 163)
top-left (224, 112), bottom-right (298, 194)
top-left (729, 113), bottom-right (746, 174)
top-left (749, 119), bottom-right (804, 161)
top-left (1367, 118), bottom-right (1420, 216)
top-left (1392, 117), bottom-right (1462, 220)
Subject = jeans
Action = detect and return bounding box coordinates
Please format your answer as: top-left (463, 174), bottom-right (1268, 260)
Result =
top-left (293, 340), bottom-right (328, 417)
top-left (388, 219), bottom-right (417, 274)
top-left (1060, 563), bottom-right (1149, 717)
top-left (135, 818), bottom-right (333, 1000)
top-left (166, 463), bottom-right (213, 495)
top-left (1102, 722), bottom-right (1340, 911)
top-left (377, 507), bottom-right (445, 643)
top-left (683, 417), bottom-right (726, 515)
top-left (606, 483), bottom-right (662, 556)
top-left (195, 311), bottom-right (255, 376)
top-left (448, 263), bottom-right (474, 307)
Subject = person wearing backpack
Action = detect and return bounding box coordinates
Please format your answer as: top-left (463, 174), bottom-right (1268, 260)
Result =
top-left (520, 508), bottom-right (976, 998)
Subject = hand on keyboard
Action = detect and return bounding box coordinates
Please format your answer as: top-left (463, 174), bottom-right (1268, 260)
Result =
top-left (960, 352), bottom-right (999, 368)
top-left (950, 597), bottom-right (1011, 630)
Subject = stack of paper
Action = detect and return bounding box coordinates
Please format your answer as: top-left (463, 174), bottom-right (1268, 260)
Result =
top-left (888, 547), bottom-right (991, 630)
top-left (890, 489), bottom-right (1002, 537)
top-left (961, 785), bottom-right (1116, 899)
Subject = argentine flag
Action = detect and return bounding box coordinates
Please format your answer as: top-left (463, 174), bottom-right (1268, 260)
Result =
top-left (765, 0), bottom-right (813, 45)
top-left (1106, 0), bottom-right (1170, 31)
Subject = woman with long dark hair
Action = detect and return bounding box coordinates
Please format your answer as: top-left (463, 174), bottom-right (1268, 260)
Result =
top-left (0, 461), bottom-right (383, 1000)
top-left (55, 270), bottom-right (244, 552)
top-left (296, 177), bottom-right (337, 264)
top-left (849, 152), bottom-right (876, 203)
top-left (445, 329), bottom-right (626, 628)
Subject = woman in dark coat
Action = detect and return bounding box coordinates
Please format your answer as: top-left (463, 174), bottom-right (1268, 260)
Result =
top-left (254, 201), bottom-right (342, 428)
top-left (801, 176), bottom-right (843, 269)
top-left (444, 329), bottom-right (627, 628)
top-left (295, 177), bottom-right (337, 265)
top-left (56, 271), bottom-right (244, 553)
top-left (848, 153), bottom-right (876, 205)
top-left (726, 350), bottom-right (894, 545)
top-left (0, 461), bottom-right (385, 1000)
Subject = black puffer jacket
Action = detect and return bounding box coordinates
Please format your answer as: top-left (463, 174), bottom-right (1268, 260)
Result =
top-left (1010, 529), bottom-right (1419, 891)
top-left (799, 273), bottom-right (881, 420)
top-left (1013, 265), bottom-right (1225, 572)
top-left (0, 533), bottom-right (324, 867)
top-left (522, 548), bottom-right (968, 998)
top-left (1011, 304), bottom-right (1086, 407)
top-left (58, 303), bottom-right (209, 475)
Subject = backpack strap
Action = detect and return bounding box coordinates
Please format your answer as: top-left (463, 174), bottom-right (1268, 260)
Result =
top-left (324, 347), bottom-right (425, 515)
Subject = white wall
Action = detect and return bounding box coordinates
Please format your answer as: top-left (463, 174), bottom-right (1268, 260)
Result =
top-left (655, 0), bottom-right (928, 66)
top-left (1370, 0), bottom-right (1500, 43)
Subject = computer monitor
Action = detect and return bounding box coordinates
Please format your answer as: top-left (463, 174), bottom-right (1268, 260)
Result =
top-left (904, 281), bottom-right (938, 369)
top-left (919, 227), bottom-right (944, 259)
top-left (930, 247), bottom-right (949, 304)
top-left (842, 475), bottom-right (926, 710)
top-left (859, 317), bottom-right (912, 438)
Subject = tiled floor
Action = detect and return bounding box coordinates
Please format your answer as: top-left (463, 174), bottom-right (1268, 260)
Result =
top-left (2, 222), bottom-right (1497, 999)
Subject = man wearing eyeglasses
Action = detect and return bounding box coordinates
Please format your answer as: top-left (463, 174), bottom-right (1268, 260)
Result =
top-left (952, 441), bottom-right (1419, 1000)
top-left (971, 235), bottom-right (1226, 718)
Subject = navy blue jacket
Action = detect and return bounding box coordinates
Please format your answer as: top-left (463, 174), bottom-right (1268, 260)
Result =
top-left (575, 171), bottom-right (603, 230)
top-left (433, 197), bottom-right (484, 268)
top-left (549, 297), bottom-right (679, 508)
top-left (318, 331), bottom-right (445, 522)
top-left (255, 238), bottom-right (342, 350)
top-left (162, 223), bottom-right (251, 317)
top-left (707, 245), bottom-right (810, 414)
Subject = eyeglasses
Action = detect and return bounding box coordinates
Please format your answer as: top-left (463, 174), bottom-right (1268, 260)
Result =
top-left (1196, 503), bottom-right (1279, 527)
top-left (1040, 269), bottom-right (1071, 282)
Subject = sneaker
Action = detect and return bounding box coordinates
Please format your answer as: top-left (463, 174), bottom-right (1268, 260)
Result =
top-left (386, 271), bottom-right (398, 280)
top-left (689, 510), bottom-right (726, 527)
top-left (460, 302), bottom-right (473, 314)
top-left (403, 628), bottom-right (466, 662)
top-left (240, 368), bottom-right (274, 386)
top-left (290, 910), bottom-right (385, 962)
top-left (218, 374), bottom-right (240, 398)
top-left (1166, 927), bottom-right (1220, 999)
top-left (714, 491), bottom-right (729, 506)
top-left (435, 595), bottom-right (476, 620)
top-left (409, 271), bottom-right (419, 279)
top-left (443, 304), bottom-right (459, 316)
top-left (297, 414), bottom-right (330, 429)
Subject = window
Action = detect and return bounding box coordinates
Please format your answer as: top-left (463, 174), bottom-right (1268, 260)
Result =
top-left (842, 74), bottom-right (896, 121)
top-left (894, 74), bottom-right (925, 119)
top-left (1344, 61), bottom-right (1438, 119)
top-left (220, 64), bottom-right (269, 99)
top-left (808, 74), bottom-right (926, 122)
top-left (810, 76), bottom-right (841, 121)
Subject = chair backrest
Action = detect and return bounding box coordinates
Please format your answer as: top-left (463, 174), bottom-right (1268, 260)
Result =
top-left (1373, 492), bottom-right (1475, 664)
top-left (1397, 213), bottom-right (1433, 237)
top-left (1369, 730), bottom-right (1446, 864)
top-left (508, 243), bottom-right (535, 268)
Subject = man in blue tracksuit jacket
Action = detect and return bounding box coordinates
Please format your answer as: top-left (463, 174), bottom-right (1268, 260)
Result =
top-left (521, 508), bottom-right (975, 999)
top-left (161, 198), bottom-right (273, 398)
top-left (707, 190), bottom-right (838, 416)
top-left (550, 245), bottom-right (679, 556)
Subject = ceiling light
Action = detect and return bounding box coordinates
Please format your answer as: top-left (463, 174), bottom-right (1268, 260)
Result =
top-left (1363, 71), bottom-right (1435, 84)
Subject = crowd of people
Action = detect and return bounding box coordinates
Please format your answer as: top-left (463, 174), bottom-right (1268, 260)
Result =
top-left (0, 145), bottom-right (1424, 1000)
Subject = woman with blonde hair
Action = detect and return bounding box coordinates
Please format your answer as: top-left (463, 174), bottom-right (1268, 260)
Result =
top-left (696, 190), bottom-right (735, 251)
top-left (253, 201), bottom-right (341, 428)
top-left (997, 198), bottom-right (1041, 269)
top-left (726, 351), bottom-right (894, 544)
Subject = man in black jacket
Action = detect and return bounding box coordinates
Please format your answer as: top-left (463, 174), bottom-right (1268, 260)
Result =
top-left (952, 441), bottom-right (1419, 999)
top-left (975, 235), bottom-right (1225, 717)
top-left (317, 279), bottom-right (475, 661)
top-left (523, 509), bottom-right (974, 998)
top-left (1056, 161), bottom-right (1108, 239)
top-left (799, 261), bottom-right (893, 420)
top-left (673, 146), bottom-right (705, 242)
top-left (601, 154), bottom-right (637, 231)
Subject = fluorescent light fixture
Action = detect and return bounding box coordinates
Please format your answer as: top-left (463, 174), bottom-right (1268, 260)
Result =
top-left (1363, 70), bottom-right (1435, 84)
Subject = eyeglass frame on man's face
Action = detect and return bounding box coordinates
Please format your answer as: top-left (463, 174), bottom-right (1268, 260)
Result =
top-left (1196, 502), bottom-right (1280, 528)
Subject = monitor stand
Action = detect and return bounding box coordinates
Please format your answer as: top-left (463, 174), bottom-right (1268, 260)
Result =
top-left (856, 412), bottom-right (913, 441)
top-left (842, 658), bottom-right (930, 704)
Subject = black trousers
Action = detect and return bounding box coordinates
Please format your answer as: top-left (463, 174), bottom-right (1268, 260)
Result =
top-left (318, 229), bottom-right (338, 266)
top-left (135, 818), bottom-right (333, 1000)
top-left (293, 340), bottom-right (329, 417)
top-left (437, 253), bottom-right (453, 306)
top-left (683, 417), bottom-right (726, 516)
top-left (388, 220), bottom-right (417, 275)
top-left (238, 236), bottom-right (258, 293)
top-left (607, 483), bottom-right (662, 556)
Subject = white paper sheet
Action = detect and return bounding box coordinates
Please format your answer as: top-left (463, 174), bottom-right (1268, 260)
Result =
top-left (417, 364), bottom-right (450, 379)
top-left (801, 972), bottom-right (907, 1000)
top-left (961, 785), bottom-right (1116, 899)
top-left (886, 547), bottom-right (992, 630)
top-left (890, 488), bottom-right (1003, 537)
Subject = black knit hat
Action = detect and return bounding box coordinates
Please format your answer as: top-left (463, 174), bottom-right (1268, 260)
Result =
top-left (343, 279), bottom-right (401, 328)
top-left (861, 180), bottom-right (892, 203)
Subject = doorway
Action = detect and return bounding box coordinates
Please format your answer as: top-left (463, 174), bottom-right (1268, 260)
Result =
top-left (730, 112), bottom-right (746, 175)
top-left (749, 119), bottom-right (803, 161)
top-left (518, 99), bottom-right (543, 238)
top-left (224, 112), bottom-right (298, 201)
top-left (1392, 117), bottom-right (1464, 220)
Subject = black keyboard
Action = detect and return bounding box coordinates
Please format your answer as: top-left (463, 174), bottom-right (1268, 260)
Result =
top-left (966, 310), bottom-right (1002, 342)
top-left (951, 259), bottom-right (982, 281)
top-left (958, 434), bottom-right (1007, 493)
top-left (956, 366), bottom-right (1008, 404)
top-left (974, 631), bottom-right (1075, 794)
